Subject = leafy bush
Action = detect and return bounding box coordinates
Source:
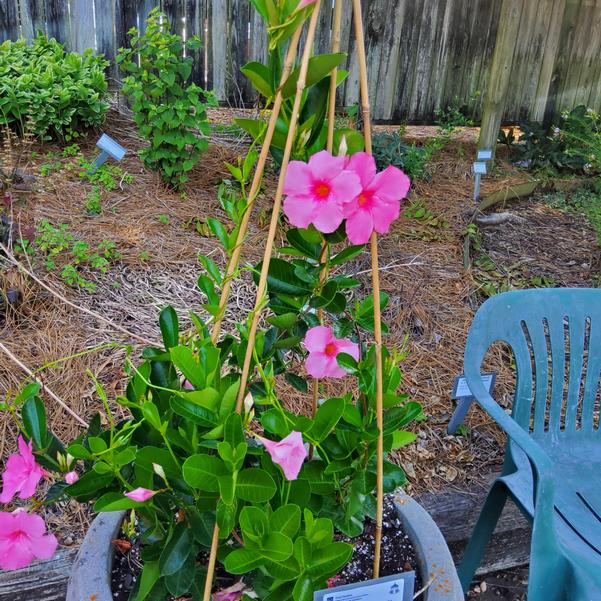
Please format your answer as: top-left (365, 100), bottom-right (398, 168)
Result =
top-left (117, 8), bottom-right (215, 188)
top-left (0, 34), bottom-right (109, 141)
top-left (510, 105), bottom-right (601, 175)
top-left (372, 129), bottom-right (444, 180)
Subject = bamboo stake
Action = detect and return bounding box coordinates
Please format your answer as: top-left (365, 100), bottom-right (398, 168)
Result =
top-left (351, 0), bottom-right (384, 579)
top-left (210, 25), bottom-right (303, 344)
top-left (310, 0), bottom-right (343, 459)
top-left (234, 0), bottom-right (323, 414)
top-left (202, 10), bottom-right (322, 600)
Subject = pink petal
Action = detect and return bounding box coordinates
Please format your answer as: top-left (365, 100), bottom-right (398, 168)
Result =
top-left (17, 437), bottom-right (33, 463)
top-left (322, 354), bottom-right (346, 378)
top-left (13, 511), bottom-right (46, 537)
top-left (335, 338), bottom-right (360, 362)
top-left (32, 531), bottom-right (58, 560)
top-left (125, 487), bottom-right (156, 502)
top-left (305, 352), bottom-right (329, 379)
top-left (298, 0), bottom-right (317, 7)
top-left (0, 537), bottom-right (35, 570)
top-left (307, 150), bottom-right (346, 181)
top-left (348, 152), bottom-right (377, 188)
top-left (369, 165), bottom-right (410, 202)
top-left (283, 196), bottom-right (316, 229)
top-left (303, 326), bottom-right (333, 353)
top-left (329, 170), bottom-right (363, 205)
top-left (312, 203), bottom-right (345, 233)
top-left (65, 471), bottom-right (79, 485)
top-left (345, 210), bottom-right (374, 244)
top-left (19, 468), bottom-right (43, 499)
top-left (371, 200), bottom-right (400, 235)
top-left (284, 160), bottom-right (314, 197)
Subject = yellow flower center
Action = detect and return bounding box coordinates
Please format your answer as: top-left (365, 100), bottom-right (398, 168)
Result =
top-left (357, 193), bottom-right (368, 206)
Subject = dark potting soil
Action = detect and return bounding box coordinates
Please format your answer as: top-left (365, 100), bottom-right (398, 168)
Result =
top-left (111, 495), bottom-right (422, 599)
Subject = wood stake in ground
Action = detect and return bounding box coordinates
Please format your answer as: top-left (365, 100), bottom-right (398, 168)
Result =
top-left (210, 25), bottom-right (303, 343)
top-left (352, 0), bottom-right (385, 578)
top-left (234, 1), bottom-right (323, 414)
top-left (202, 10), bottom-right (321, 600)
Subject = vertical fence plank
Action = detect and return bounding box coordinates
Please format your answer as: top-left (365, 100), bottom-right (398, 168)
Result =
top-left (231, 0), bottom-right (251, 105)
top-left (46, 0), bottom-right (70, 44)
top-left (186, 0), bottom-right (205, 86)
top-left (69, 0), bottom-right (96, 53)
top-left (571, 0), bottom-right (601, 108)
top-left (20, 0), bottom-right (47, 40)
top-left (314, 0), bottom-right (332, 55)
top-left (95, 0), bottom-right (120, 83)
top-left (210, 0), bottom-right (230, 101)
top-left (162, 0), bottom-right (186, 37)
top-left (0, 0), bottom-right (20, 42)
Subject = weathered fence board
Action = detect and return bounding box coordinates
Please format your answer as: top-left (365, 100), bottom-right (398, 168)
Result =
top-left (1, 0), bottom-right (600, 123)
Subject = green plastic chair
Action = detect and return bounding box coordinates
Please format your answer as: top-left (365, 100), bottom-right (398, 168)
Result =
top-left (457, 288), bottom-right (601, 601)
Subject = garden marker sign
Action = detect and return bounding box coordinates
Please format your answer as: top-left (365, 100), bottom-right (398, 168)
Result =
top-left (448, 372), bottom-right (496, 434)
top-left (314, 572), bottom-right (415, 601)
top-left (473, 149), bottom-right (492, 202)
top-left (88, 134), bottom-right (127, 174)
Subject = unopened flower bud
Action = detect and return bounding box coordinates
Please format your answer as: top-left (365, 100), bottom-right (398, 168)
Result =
top-left (337, 135), bottom-right (348, 157)
top-left (152, 463), bottom-right (166, 480)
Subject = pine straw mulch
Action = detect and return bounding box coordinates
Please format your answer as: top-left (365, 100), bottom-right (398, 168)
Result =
top-left (0, 109), bottom-right (598, 546)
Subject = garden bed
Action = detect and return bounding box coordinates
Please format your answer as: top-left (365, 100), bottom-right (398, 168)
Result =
top-left (1, 109), bottom-right (599, 584)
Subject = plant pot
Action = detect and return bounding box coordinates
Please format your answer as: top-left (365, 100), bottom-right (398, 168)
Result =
top-left (394, 490), bottom-right (463, 601)
top-left (66, 510), bottom-right (126, 601)
top-left (68, 497), bottom-right (463, 601)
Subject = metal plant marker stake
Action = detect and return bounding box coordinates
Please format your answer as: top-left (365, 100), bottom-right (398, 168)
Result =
top-left (88, 133), bottom-right (127, 174)
top-left (473, 149), bottom-right (492, 203)
top-left (448, 372), bottom-right (496, 434)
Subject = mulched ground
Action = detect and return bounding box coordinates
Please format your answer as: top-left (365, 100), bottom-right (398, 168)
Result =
top-left (1, 108), bottom-right (600, 571)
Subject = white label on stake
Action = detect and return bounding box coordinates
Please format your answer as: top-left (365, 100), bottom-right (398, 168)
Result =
top-left (322, 578), bottom-right (404, 601)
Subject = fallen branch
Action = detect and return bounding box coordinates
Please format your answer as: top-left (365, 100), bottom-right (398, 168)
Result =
top-left (0, 341), bottom-right (87, 427)
top-left (0, 243), bottom-right (157, 347)
top-left (475, 212), bottom-right (527, 226)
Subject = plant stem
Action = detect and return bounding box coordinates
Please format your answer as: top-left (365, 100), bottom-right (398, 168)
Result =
top-left (351, 0), bottom-right (384, 579)
top-left (210, 25), bottom-right (303, 344)
top-left (234, 1), bottom-right (324, 414)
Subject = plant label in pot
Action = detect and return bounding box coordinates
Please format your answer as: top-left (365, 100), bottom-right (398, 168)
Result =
top-left (314, 572), bottom-right (415, 601)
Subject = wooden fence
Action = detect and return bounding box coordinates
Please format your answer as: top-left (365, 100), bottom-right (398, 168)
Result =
top-left (1, 0), bottom-right (600, 123)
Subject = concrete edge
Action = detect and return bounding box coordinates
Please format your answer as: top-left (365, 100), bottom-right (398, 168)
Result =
top-left (66, 511), bottom-right (126, 601)
top-left (394, 490), bottom-right (464, 601)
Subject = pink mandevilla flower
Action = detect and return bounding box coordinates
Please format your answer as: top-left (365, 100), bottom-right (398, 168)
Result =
top-left (0, 510), bottom-right (58, 570)
top-left (303, 326), bottom-right (359, 379)
top-left (343, 152), bottom-right (410, 244)
top-left (283, 150), bottom-right (361, 233)
top-left (65, 471), bottom-right (79, 485)
top-left (213, 580), bottom-right (248, 601)
top-left (0, 436), bottom-right (46, 503)
top-left (259, 431), bottom-right (307, 481)
top-left (124, 487), bottom-right (157, 502)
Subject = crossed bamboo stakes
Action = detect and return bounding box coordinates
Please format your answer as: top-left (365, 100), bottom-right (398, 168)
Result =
top-left (202, 2), bottom-right (385, 597)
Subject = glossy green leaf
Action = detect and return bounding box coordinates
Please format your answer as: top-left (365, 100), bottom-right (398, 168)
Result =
top-left (236, 468), bottom-right (276, 502)
top-left (159, 523), bottom-right (194, 576)
top-left (271, 504), bottom-right (301, 539)
top-left (281, 53), bottom-right (346, 98)
top-left (308, 397), bottom-right (344, 442)
top-left (170, 397), bottom-right (219, 427)
top-left (165, 551), bottom-right (196, 596)
top-left (330, 244), bottom-right (366, 266)
top-left (182, 454), bottom-right (227, 491)
top-left (159, 306), bottom-right (179, 349)
top-left (136, 560), bottom-right (160, 601)
top-left (22, 396), bottom-right (46, 450)
top-left (94, 492), bottom-right (147, 512)
top-left (292, 574), bottom-right (313, 601)
top-left (224, 548), bottom-right (262, 574)
top-left (241, 61), bottom-right (273, 97)
top-left (256, 258), bottom-right (313, 296)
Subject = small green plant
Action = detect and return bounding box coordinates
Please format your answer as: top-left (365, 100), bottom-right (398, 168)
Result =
top-left (39, 160), bottom-right (62, 177)
top-left (545, 188), bottom-right (601, 244)
top-left (434, 94), bottom-right (478, 132)
top-left (77, 158), bottom-right (133, 191)
top-left (157, 213), bottom-right (170, 225)
top-left (117, 8), bottom-right (215, 188)
top-left (372, 129), bottom-right (445, 180)
top-left (62, 144), bottom-right (80, 158)
top-left (84, 187), bottom-right (102, 215)
top-left (139, 250), bottom-right (150, 262)
top-left (0, 34), bottom-right (108, 140)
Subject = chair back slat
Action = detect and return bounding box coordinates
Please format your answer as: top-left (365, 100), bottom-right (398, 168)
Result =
top-left (464, 289), bottom-right (601, 437)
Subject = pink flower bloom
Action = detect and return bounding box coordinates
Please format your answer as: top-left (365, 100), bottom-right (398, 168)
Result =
top-left (343, 152), bottom-right (410, 244)
top-left (0, 511), bottom-right (57, 570)
top-left (259, 432), bottom-right (307, 481)
top-left (183, 380), bottom-right (194, 390)
top-left (283, 150), bottom-right (361, 233)
top-left (64, 471), bottom-right (79, 485)
top-left (0, 436), bottom-right (45, 503)
top-left (303, 326), bottom-right (359, 379)
top-left (213, 580), bottom-right (248, 601)
top-left (124, 487), bottom-right (156, 502)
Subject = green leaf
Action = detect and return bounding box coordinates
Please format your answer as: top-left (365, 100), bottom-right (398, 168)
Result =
top-left (330, 244), bottom-right (366, 266)
top-left (271, 504), bottom-right (301, 538)
top-left (217, 499), bottom-right (237, 536)
top-left (392, 430), bottom-right (417, 449)
top-left (142, 400), bottom-right (163, 430)
top-left (224, 548), bottom-right (262, 574)
top-left (267, 312), bottom-right (298, 330)
top-left (336, 352), bottom-right (359, 374)
top-left (136, 560), bottom-right (160, 601)
top-left (292, 575), bottom-right (313, 601)
top-left (281, 53), bottom-right (346, 98)
top-left (285, 372), bottom-right (308, 393)
top-left (383, 402), bottom-right (422, 435)
top-left (159, 306), bottom-right (179, 349)
top-left (13, 382), bottom-right (41, 406)
top-left (236, 468), bottom-right (276, 502)
top-left (286, 228), bottom-right (322, 259)
top-left (308, 397), bottom-right (344, 442)
top-left (165, 551), bottom-right (196, 596)
top-left (22, 396), bottom-right (47, 449)
top-left (94, 492), bottom-right (148, 512)
top-left (207, 218), bottom-right (230, 250)
top-left (224, 412), bottom-right (245, 447)
top-left (241, 61), bottom-right (273, 97)
top-left (307, 542), bottom-right (353, 581)
top-left (159, 523), bottom-right (194, 576)
top-left (256, 258), bottom-right (312, 296)
top-left (260, 531), bottom-right (294, 561)
top-left (65, 471), bottom-right (114, 500)
top-left (382, 460), bottom-right (406, 490)
top-left (299, 461), bottom-right (335, 495)
top-left (170, 345), bottom-right (204, 389)
top-left (239, 505), bottom-right (268, 542)
top-left (170, 397), bottom-right (219, 427)
top-left (183, 454), bottom-right (227, 491)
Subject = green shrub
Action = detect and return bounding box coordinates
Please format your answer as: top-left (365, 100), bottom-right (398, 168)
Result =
top-left (117, 8), bottom-right (215, 188)
top-left (0, 34), bottom-right (109, 141)
top-left (372, 129), bottom-right (445, 180)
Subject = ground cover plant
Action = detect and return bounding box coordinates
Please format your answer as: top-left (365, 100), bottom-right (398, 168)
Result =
top-left (118, 9), bottom-right (215, 189)
top-left (0, 34), bottom-right (109, 141)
